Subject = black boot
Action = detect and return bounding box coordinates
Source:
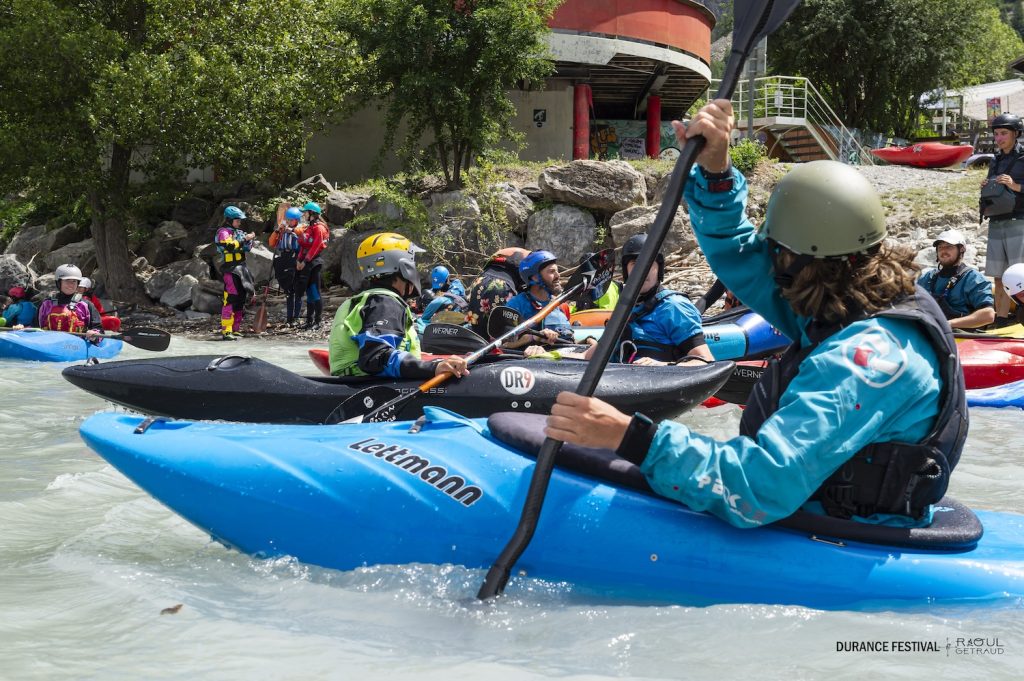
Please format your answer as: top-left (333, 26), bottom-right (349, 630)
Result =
top-left (313, 300), bottom-right (323, 327)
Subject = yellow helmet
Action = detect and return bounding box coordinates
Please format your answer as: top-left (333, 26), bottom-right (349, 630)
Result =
top-left (357, 232), bottom-right (426, 293)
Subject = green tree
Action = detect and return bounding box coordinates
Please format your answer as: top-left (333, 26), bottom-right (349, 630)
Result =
top-left (770, 0), bottom-right (1023, 138)
top-left (340, 0), bottom-right (559, 189)
top-left (0, 0), bottom-right (361, 300)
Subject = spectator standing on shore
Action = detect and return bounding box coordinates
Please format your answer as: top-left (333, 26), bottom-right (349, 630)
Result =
top-left (215, 206), bottom-right (255, 340)
top-left (981, 113), bottom-right (1024, 326)
top-left (270, 206), bottom-right (304, 326)
top-left (295, 202), bottom-right (330, 329)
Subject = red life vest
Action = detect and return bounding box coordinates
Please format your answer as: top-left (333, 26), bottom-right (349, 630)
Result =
top-left (45, 298), bottom-right (87, 332)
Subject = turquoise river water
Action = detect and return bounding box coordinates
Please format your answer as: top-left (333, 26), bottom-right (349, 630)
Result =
top-left (1, 336), bottom-right (1022, 680)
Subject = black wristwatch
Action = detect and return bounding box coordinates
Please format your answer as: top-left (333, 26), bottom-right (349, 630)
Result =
top-left (700, 164), bottom-right (734, 192)
top-left (616, 412), bottom-right (658, 466)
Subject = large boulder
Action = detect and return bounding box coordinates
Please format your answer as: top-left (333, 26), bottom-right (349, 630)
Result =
top-left (318, 228), bottom-right (349, 287)
top-left (539, 161), bottom-right (647, 213)
top-left (525, 204), bottom-right (598, 265)
top-left (337, 229), bottom-right (369, 290)
top-left (0, 254), bottom-right (35, 293)
top-left (493, 183), bottom-right (534, 236)
top-left (140, 221), bottom-right (189, 268)
top-left (171, 197), bottom-right (213, 226)
top-left (288, 173), bottom-right (334, 195)
top-left (351, 195), bottom-right (409, 233)
top-left (428, 191), bottom-right (481, 223)
top-left (144, 269), bottom-right (180, 300)
top-left (324, 191), bottom-right (368, 227)
top-left (143, 258), bottom-right (211, 300)
top-left (609, 205), bottom-right (697, 256)
top-left (191, 278), bottom-right (223, 314)
top-left (44, 239), bottom-right (97, 275)
top-left (245, 243), bottom-right (274, 284)
top-left (4, 222), bottom-right (88, 266)
top-left (159, 274), bottom-right (199, 309)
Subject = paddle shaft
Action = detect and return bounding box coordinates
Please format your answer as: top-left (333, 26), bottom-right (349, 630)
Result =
top-left (477, 0), bottom-right (796, 600)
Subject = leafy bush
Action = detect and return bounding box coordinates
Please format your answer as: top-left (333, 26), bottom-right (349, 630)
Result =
top-left (729, 138), bottom-right (771, 174)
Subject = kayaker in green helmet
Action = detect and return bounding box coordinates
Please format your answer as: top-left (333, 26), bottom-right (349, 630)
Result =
top-left (546, 99), bottom-right (966, 530)
top-left (328, 232), bottom-right (468, 380)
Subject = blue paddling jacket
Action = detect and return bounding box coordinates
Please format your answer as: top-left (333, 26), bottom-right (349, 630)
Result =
top-left (1, 300), bottom-right (38, 327)
top-left (627, 166), bottom-right (963, 529)
top-left (918, 265), bottom-right (992, 319)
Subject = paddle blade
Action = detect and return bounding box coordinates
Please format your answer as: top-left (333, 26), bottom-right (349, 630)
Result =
top-left (732, 0), bottom-right (802, 52)
top-left (253, 303), bottom-right (268, 334)
top-left (567, 249), bottom-right (615, 306)
top-left (275, 201), bottom-right (290, 225)
top-left (117, 327), bottom-right (171, 351)
top-left (421, 323), bottom-right (488, 354)
top-left (324, 385), bottom-right (402, 424)
top-left (487, 306), bottom-right (522, 339)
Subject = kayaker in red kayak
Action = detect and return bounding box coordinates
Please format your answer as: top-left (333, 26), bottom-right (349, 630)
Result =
top-left (546, 99), bottom-right (966, 530)
top-left (917, 229), bottom-right (994, 330)
top-left (982, 113), bottom-right (1024, 327)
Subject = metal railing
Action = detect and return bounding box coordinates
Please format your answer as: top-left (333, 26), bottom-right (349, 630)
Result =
top-left (710, 76), bottom-right (876, 165)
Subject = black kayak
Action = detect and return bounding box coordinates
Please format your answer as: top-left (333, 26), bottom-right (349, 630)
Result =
top-left (63, 354), bottom-right (735, 424)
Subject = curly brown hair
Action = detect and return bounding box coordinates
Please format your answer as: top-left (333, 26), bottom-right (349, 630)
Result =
top-left (776, 241), bottom-right (920, 323)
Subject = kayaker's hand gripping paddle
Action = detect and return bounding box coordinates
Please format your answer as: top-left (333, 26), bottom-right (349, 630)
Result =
top-left (477, 0), bottom-right (804, 600)
top-left (324, 249), bottom-right (614, 425)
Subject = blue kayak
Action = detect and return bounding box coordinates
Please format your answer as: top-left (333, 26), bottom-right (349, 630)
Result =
top-left (0, 329), bottom-right (123, 362)
top-left (967, 379), bottom-right (1024, 409)
top-left (572, 310), bottom-right (789, 361)
top-left (79, 410), bottom-right (1024, 609)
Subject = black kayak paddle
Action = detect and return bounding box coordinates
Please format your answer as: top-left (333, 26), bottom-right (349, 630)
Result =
top-left (476, 0), bottom-right (805, 600)
top-left (0, 325), bottom-right (171, 352)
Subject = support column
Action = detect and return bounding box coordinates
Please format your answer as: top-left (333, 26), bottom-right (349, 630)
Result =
top-left (646, 95), bottom-right (662, 158)
top-left (573, 84), bottom-right (591, 160)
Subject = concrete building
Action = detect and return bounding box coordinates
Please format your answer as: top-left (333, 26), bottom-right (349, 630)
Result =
top-left (303, 0), bottom-right (716, 185)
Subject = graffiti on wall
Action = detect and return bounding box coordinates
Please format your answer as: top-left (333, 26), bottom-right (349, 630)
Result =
top-left (589, 120), bottom-right (682, 160)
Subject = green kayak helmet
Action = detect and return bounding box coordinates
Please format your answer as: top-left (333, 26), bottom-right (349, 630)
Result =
top-left (761, 161), bottom-right (887, 258)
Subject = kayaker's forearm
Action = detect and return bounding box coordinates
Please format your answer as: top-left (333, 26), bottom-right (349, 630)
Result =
top-left (684, 166), bottom-right (803, 341)
top-left (950, 306), bottom-right (995, 330)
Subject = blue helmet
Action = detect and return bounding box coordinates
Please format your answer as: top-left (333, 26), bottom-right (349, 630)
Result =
top-left (302, 201), bottom-right (322, 215)
top-left (430, 265), bottom-right (450, 291)
top-left (224, 206), bottom-right (246, 220)
top-left (285, 207), bottom-right (303, 221)
top-left (519, 250), bottom-right (558, 288)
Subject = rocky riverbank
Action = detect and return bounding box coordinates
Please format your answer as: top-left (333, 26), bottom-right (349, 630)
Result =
top-left (0, 160), bottom-right (986, 342)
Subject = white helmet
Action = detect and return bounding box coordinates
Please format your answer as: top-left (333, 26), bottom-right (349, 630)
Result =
top-left (54, 263), bottom-right (83, 282)
top-left (1002, 263), bottom-right (1024, 298)
top-left (932, 229), bottom-right (967, 248)
top-left (78, 277), bottom-right (92, 289)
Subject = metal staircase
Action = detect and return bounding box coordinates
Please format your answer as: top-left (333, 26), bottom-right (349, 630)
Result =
top-left (712, 76), bottom-right (876, 165)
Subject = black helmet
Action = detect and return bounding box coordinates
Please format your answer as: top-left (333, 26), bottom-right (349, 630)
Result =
top-left (991, 113), bottom-right (1023, 135)
top-left (620, 233), bottom-right (664, 282)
